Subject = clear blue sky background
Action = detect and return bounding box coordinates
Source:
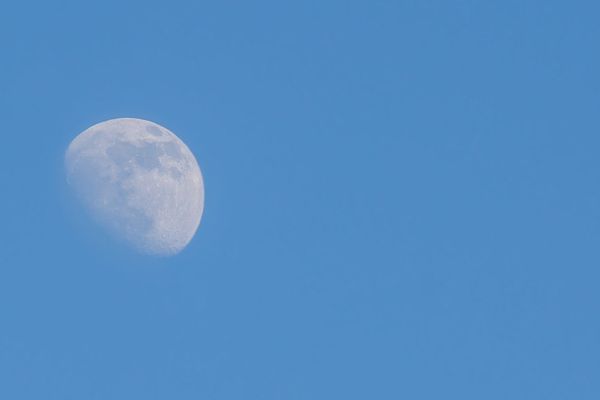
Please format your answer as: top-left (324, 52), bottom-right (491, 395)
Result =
top-left (1, 1), bottom-right (599, 399)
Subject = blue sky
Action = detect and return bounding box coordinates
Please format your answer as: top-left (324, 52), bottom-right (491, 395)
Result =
top-left (1, 1), bottom-right (599, 398)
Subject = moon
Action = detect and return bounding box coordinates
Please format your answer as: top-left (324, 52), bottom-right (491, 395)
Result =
top-left (65, 118), bottom-right (204, 256)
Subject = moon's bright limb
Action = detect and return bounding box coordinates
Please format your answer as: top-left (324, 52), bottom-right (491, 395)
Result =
top-left (65, 118), bottom-right (204, 256)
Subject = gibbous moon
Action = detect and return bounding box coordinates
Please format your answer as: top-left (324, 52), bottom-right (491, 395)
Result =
top-left (65, 118), bottom-right (204, 256)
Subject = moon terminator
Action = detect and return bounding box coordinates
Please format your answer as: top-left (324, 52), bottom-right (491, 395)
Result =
top-left (65, 118), bottom-right (204, 256)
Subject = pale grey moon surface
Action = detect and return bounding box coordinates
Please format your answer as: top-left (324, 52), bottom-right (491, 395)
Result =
top-left (65, 118), bottom-right (204, 256)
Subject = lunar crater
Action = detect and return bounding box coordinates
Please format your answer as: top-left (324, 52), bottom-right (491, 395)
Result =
top-left (66, 118), bottom-right (204, 256)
